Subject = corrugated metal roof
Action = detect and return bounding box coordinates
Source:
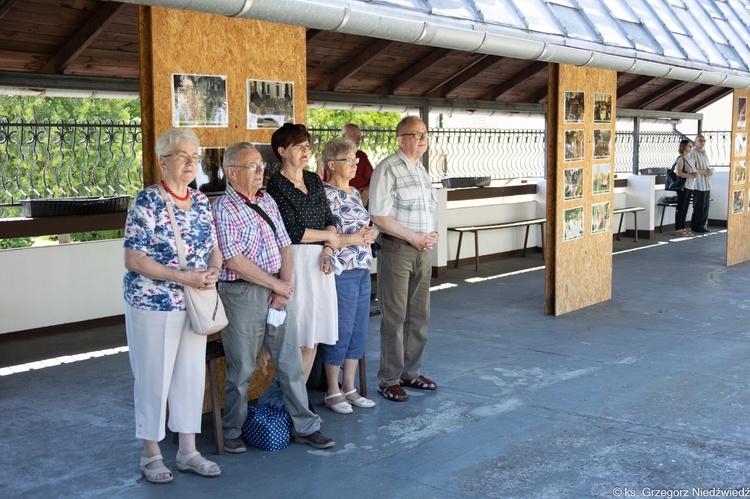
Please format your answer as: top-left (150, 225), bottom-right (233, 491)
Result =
top-left (111, 0), bottom-right (750, 88)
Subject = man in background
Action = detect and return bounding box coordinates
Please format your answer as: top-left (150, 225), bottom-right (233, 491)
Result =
top-left (688, 134), bottom-right (713, 233)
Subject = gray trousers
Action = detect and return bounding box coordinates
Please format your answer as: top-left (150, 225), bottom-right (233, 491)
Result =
top-left (218, 280), bottom-right (319, 439)
top-left (376, 237), bottom-right (432, 387)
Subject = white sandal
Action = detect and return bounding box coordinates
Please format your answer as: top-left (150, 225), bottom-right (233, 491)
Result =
top-left (140, 454), bottom-right (173, 484)
top-left (343, 389), bottom-right (376, 408)
top-left (175, 450), bottom-right (221, 478)
top-left (324, 392), bottom-right (353, 414)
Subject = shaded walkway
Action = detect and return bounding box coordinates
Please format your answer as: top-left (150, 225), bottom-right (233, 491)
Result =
top-left (2, 230), bottom-right (749, 498)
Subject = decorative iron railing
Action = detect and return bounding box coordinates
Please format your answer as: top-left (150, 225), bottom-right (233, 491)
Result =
top-left (0, 120), bottom-right (732, 206)
top-left (0, 118), bottom-right (142, 205)
top-left (311, 127), bottom-right (731, 182)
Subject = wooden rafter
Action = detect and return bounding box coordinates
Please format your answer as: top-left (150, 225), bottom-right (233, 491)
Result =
top-left (688, 87), bottom-right (733, 113)
top-left (426, 55), bottom-right (504, 98)
top-left (633, 80), bottom-right (688, 109)
top-left (617, 75), bottom-right (653, 99)
top-left (523, 85), bottom-right (549, 104)
top-left (661, 84), bottom-right (713, 112)
top-left (375, 47), bottom-right (452, 95)
top-left (314, 38), bottom-right (394, 91)
top-left (41, 2), bottom-right (128, 74)
top-left (482, 61), bottom-right (547, 101)
top-left (0, 0), bottom-right (18, 21)
top-left (306, 29), bottom-right (323, 43)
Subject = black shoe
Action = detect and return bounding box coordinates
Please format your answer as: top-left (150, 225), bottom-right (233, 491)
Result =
top-left (223, 436), bottom-right (248, 453)
top-left (692, 228), bottom-right (708, 234)
top-left (293, 430), bottom-right (335, 449)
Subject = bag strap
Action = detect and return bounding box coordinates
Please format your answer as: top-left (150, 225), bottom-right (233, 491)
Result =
top-left (157, 183), bottom-right (188, 270)
top-left (246, 201), bottom-right (277, 234)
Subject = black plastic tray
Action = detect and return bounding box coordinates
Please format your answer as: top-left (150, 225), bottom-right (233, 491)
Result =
top-left (441, 176), bottom-right (491, 188)
top-left (20, 195), bottom-right (132, 218)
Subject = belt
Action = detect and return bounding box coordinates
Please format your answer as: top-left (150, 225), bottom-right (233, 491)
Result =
top-left (380, 233), bottom-right (408, 245)
top-left (219, 273), bottom-right (279, 285)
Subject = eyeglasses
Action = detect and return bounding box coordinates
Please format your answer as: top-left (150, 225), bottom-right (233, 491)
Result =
top-left (163, 152), bottom-right (202, 164)
top-left (399, 132), bottom-right (429, 141)
top-left (332, 157), bottom-right (360, 165)
top-left (227, 162), bottom-right (266, 171)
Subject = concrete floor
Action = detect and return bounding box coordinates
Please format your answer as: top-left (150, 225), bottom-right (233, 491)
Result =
top-left (2, 229), bottom-right (750, 498)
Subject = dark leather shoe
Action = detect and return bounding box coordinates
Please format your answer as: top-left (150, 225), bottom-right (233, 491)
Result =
top-left (223, 436), bottom-right (247, 453)
top-left (293, 430), bottom-right (335, 449)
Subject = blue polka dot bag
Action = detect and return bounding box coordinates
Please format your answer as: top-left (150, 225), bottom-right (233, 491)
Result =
top-left (241, 403), bottom-right (292, 451)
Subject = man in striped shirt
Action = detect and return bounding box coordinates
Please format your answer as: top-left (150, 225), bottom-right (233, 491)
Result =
top-left (214, 142), bottom-right (334, 452)
top-left (688, 134), bottom-right (713, 233)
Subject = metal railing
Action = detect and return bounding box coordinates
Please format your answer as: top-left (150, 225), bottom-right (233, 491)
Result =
top-left (311, 127), bottom-right (732, 183)
top-left (0, 118), bottom-right (142, 205)
top-left (0, 120), bottom-right (732, 206)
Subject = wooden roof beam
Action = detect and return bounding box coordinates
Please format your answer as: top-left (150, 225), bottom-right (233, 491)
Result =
top-left (688, 87), bottom-right (733, 113)
top-left (375, 47), bottom-right (452, 95)
top-left (306, 29), bottom-right (323, 43)
top-left (482, 61), bottom-right (547, 101)
top-left (0, 0), bottom-right (18, 21)
top-left (632, 80), bottom-right (688, 109)
top-left (314, 38), bottom-right (394, 91)
top-left (426, 55), bottom-right (504, 98)
top-left (617, 75), bottom-right (653, 99)
top-left (662, 84), bottom-right (714, 112)
top-left (41, 1), bottom-right (128, 74)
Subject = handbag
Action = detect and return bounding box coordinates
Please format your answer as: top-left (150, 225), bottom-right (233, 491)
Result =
top-left (157, 184), bottom-right (228, 336)
top-left (664, 159), bottom-right (686, 191)
top-left (241, 403), bottom-right (291, 451)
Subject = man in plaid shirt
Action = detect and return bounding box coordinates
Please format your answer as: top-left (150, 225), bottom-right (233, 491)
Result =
top-left (213, 142), bottom-right (334, 452)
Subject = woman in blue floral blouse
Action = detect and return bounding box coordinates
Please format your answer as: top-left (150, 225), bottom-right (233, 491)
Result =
top-left (319, 137), bottom-right (379, 414)
top-left (123, 129), bottom-right (222, 483)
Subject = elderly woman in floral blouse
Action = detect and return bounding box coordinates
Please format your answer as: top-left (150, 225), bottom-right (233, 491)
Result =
top-left (123, 128), bottom-right (222, 483)
top-left (319, 137), bottom-right (379, 414)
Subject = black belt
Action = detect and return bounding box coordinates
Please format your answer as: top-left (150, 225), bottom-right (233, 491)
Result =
top-left (220, 273), bottom-right (279, 285)
top-left (380, 233), bottom-right (408, 245)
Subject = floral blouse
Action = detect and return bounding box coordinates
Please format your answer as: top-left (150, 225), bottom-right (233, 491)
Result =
top-left (324, 184), bottom-right (373, 271)
top-left (123, 185), bottom-right (218, 311)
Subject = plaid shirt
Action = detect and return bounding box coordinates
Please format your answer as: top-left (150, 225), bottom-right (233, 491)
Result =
top-left (369, 149), bottom-right (437, 233)
top-left (213, 184), bottom-right (292, 280)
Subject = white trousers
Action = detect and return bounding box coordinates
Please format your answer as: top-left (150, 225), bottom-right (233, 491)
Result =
top-left (125, 304), bottom-right (206, 441)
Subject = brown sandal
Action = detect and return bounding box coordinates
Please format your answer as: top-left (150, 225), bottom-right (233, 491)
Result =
top-left (400, 375), bottom-right (438, 391)
top-left (377, 384), bottom-right (409, 402)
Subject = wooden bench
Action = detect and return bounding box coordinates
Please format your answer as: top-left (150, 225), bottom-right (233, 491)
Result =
top-left (448, 218), bottom-right (545, 271)
top-left (613, 207), bottom-right (644, 242)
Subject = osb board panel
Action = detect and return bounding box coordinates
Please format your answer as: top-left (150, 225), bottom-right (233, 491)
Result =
top-left (727, 89), bottom-right (750, 266)
top-left (548, 64), bottom-right (617, 315)
top-left (140, 6), bottom-right (306, 186)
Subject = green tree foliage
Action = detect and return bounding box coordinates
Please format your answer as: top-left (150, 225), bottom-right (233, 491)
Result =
top-left (307, 109), bottom-right (401, 128)
top-left (0, 96), bottom-right (140, 122)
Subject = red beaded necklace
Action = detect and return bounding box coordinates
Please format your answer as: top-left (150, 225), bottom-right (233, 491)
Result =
top-left (160, 180), bottom-right (189, 202)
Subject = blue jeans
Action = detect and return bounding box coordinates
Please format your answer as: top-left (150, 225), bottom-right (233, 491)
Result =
top-left (320, 268), bottom-right (371, 366)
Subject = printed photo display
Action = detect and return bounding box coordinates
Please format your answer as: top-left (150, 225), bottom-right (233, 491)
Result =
top-left (593, 129), bottom-right (612, 160)
top-left (564, 206), bottom-right (584, 242)
top-left (592, 163), bottom-right (611, 194)
top-left (734, 160), bottom-right (746, 184)
top-left (591, 201), bottom-right (610, 234)
top-left (732, 189), bottom-right (745, 214)
top-left (194, 148), bottom-right (227, 195)
top-left (564, 91), bottom-right (585, 124)
top-left (736, 133), bottom-right (747, 157)
top-left (171, 74), bottom-right (228, 127)
top-left (247, 79), bottom-right (294, 129)
top-left (564, 167), bottom-right (584, 200)
top-left (564, 130), bottom-right (585, 162)
top-left (594, 93), bottom-right (612, 123)
top-left (738, 97), bottom-right (747, 131)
